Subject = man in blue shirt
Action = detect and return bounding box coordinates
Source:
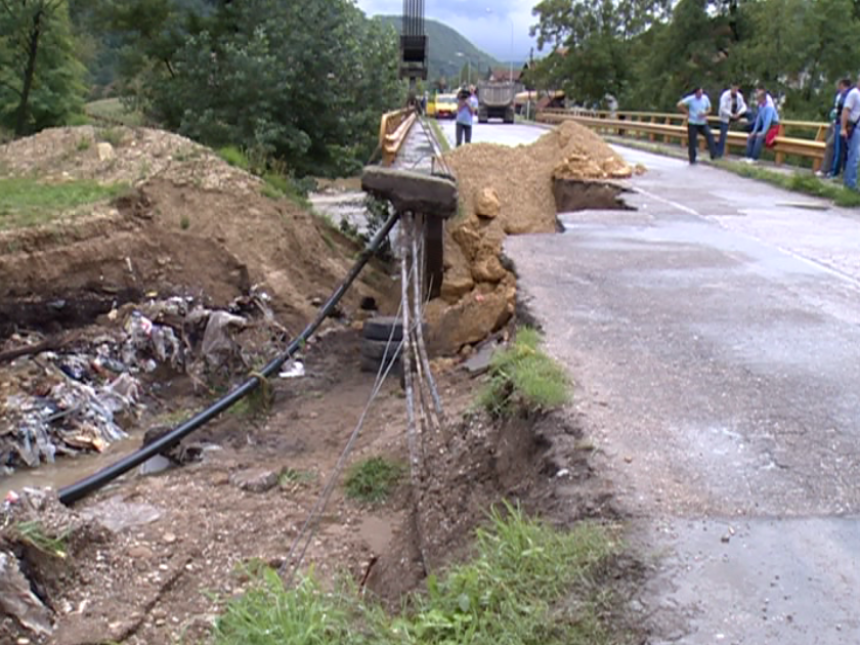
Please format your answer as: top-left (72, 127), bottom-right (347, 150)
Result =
top-left (840, 76), bottom-right (860, 190)
top-left (455, 86), bottom-right (476, 147)
top-left (677, 87), bottom-right (716, 164)
top-left (743, 90), bottom-right (779, 163)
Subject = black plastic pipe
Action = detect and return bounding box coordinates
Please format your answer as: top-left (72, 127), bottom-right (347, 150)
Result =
top-left (58, 210), bottom-right (401, 505)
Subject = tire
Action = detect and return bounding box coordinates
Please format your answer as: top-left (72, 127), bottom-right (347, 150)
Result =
top-left (362, 316), bottom-right (404, 341)
top-left (361, 338), bottom-right (402, 360)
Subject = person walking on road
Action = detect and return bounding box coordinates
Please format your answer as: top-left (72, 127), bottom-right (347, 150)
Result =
top-left (717, 84), bottom-right (747, 158)
top-left (455, 86), bottom-right (477, 147)
top-left (677, 87), bottom-right (716, 164)
top-left (840, 76), bottom-right (860, 190)
top-left (743, 90), bottom-right (780, 163)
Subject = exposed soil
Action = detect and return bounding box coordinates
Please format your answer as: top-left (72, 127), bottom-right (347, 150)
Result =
top-left (0, 327), bottom-right (621, 645)
top-left (0, 126), bottom-right (392, 339)
top-left (425, 122), bottom-right (641, 353)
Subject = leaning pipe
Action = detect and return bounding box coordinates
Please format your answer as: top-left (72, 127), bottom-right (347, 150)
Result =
top-left (58, 210), bottom-right (401, 505)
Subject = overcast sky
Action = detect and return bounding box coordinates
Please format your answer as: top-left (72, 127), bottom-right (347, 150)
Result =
top-left (355, 0), bottom-right (538, 61)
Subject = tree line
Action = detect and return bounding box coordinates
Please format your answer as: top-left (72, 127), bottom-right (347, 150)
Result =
top-left (526, 0), bottom-right (859, 120)
top-left (0, 0), bottom-right (404, 176)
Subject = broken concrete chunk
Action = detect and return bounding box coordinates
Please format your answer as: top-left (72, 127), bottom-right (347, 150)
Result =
top-left (361, 167), bottom-right (457, 218)
top-left (229, 468), bottom-right (279, 493)
top-left (97, 142), bottom-right (115, 162)
top-left (0, 551), bottom-right (53, 635)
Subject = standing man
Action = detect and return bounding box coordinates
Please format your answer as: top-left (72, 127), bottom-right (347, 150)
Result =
top-left (717, 84), bottom-right (747, 158)
top-left (840, 75), bottom-right (860, 191)
top-left (455, 86), bottom-right (476, 147)
top-left (743, 90), bottom-right (780, 163)
top-left (677, 86), bottom-right (717, 164)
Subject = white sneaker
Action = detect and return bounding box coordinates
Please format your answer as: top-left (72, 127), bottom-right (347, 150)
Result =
top-left (742, 158), bottom-right (755, 164)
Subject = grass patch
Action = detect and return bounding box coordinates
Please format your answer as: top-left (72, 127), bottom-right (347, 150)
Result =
top-left (343, 456), bottom-right (405, 504)
top-left (217, 145), bottom-right (250, 171)
top-left (76, 137), bottom-right (91, 152)
top-left (606, 136), bottom-right (860, 207)
top-left (426, 117), bottom-right (451, 152)
top-left (98, 127), bottom-right (125, 147)
top-left (0, 177), bottom-right (128, 230)
top-left (479, 327), bottom-right (570, 418)
top-left (278, 467), bottom-right (315, 487)
top-left (213, 502), bottom-right (622, 645)
top-left (85, 98), bottom-right (144, 127)
top-left (179, 214), bottom-right (191, 230)
top-left (714, 159), bottom-right (860, 207)
top-left (10, 520), bottom-right (69, 558)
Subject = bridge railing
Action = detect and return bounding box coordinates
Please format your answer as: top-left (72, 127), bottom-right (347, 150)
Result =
top-left (379, 107), bottom-right (417, 167)
top-left (537, 108), bottom-right (828, 172)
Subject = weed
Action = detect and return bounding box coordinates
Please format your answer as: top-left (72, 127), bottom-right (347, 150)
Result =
top-left (0, 178), bottom-right (127, 230)
top-left (76, 137), bottom-right (91, 152)
top-left (218, 145), bottom-right (250, 171)
top-left (98, 127), bottom-right (125, 147)
top-left (11, 520), bottom-right (69, 558)
top-left (179, 214), bottom-right (190, 230)
top-left (479, 327), bottom-right (570, 417)
top-left (278, 467), bottom-right (315, 487)
top-left (426, 116), bottom-right (451, 152)
top-left (213, 502), bottom-right (622, 645)
top-left (343, 456), bottom-right (405, 503)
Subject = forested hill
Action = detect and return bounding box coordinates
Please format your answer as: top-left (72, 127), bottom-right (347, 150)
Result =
top-left (374, 16), bottom-right (500, 83)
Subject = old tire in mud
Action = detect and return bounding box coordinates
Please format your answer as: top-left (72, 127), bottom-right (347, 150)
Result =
top-left (361, 338), bottom-right (402, 360)
top-left (362, 316), bottom-right (404, 342)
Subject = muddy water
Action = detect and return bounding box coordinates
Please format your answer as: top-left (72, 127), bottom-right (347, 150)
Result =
top-left (0, 429), bottom-right (150, 499)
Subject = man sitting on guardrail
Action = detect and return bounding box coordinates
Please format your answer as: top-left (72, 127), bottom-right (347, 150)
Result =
top-left (840, 76), bottom-right (860, 191)
top-left (742, 90), bottom-right (779, 164)
top-left (716, 84), bottom-right (747, 158)
top-left (677, 87), bottom-right (717, 164)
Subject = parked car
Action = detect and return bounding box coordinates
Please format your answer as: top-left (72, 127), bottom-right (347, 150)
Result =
top-left (435, 93), bottom-right (457, 119)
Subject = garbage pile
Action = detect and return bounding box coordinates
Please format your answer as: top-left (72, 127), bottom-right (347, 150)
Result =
top-left (0, 289), bottom-right (284, 475)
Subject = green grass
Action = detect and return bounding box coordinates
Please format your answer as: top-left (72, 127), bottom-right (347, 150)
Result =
top-left (213, 502), bottom-right (622, 645)
top-left (218, 145), bottom-right (250, 171)
top-left (84, 98), bottom-right (144, 127)
top-left (0, 177), bottom-right (128, 230)
top-left (343, 456), bottom-right (405, 504)
top-left (605, 136), bottom-right (860, 207)
top-left (11, 520), bottom-right (69, 558)
top-left (426, 117), bottom-right (451, 152)
top-left (714, 159), bottom-right (860, 207)
top-left (217, 145), bottom-right (312, 205)
top-left (479, 327), bottom-right (570, 418)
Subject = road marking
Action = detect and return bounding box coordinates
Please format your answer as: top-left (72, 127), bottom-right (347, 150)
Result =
top-left (633, 186), bottom-right (701, 217)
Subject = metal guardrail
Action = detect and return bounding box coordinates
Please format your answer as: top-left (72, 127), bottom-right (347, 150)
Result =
top-left (538, 109), bottom-right (828, 171)
top-left (379, 107), bottom-right (417, 166)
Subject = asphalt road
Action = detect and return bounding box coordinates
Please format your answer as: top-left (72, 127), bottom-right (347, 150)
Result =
top-left (470, 122), bottom-right (860, 643)
top-left (436, 118), bottom-right (547, 147)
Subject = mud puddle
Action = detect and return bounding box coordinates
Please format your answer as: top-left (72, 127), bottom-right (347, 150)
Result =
top-left (0, 429), bottom-right (146, 499)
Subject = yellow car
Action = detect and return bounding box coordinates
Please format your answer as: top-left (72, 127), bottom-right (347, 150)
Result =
top-left (435, 93), bottom-right (458, 119)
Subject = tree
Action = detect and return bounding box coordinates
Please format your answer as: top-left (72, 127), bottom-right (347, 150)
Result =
top-left (0, 0), bottom-right (86, 135)
top-left (529, 0), bottom-right (671, 106)
top-left (98, 0), bottom-right (402, 176)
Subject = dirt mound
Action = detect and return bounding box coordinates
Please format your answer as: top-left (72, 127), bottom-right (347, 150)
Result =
top-left (0, 126), bottom-right (390, 336)
top-left (426, 122), bottom-right (634, 352)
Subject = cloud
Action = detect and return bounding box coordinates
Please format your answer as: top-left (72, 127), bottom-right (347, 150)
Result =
top-left (355, 0), bottom-right (538, 61)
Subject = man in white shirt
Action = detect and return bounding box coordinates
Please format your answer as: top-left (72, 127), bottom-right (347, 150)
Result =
top-left (716, 84), bottom-right (747, 158)
top-left (840, 75), bottom-right (860, 190)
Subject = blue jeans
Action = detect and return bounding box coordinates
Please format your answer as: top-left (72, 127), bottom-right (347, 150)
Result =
top-left (843, 126), bottom-right (860, 190)
top-left (745, 133), bottom-right (765, 160)
top-left (687, 123), bottom-right (716, 163)
top-left (831, 122), bottom-right (845, 176)
top-left (717, 122), bottom-right (730, 157)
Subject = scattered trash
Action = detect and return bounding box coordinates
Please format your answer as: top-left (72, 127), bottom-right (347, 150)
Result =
top-left (0, 551), bottom-right (53, 635)
top-left (278, 360), bottom-right (305, 379)
top-left (0, 290), bottom-right (286, 476)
